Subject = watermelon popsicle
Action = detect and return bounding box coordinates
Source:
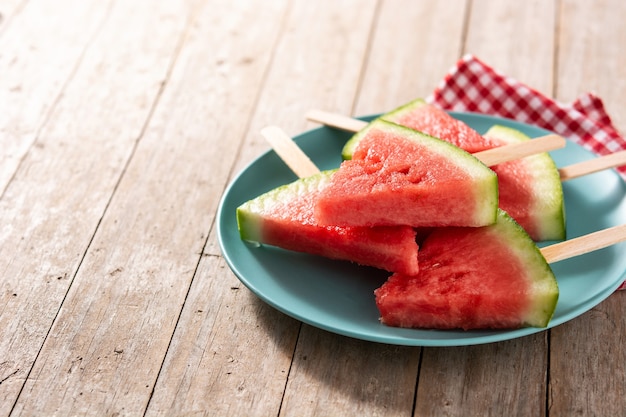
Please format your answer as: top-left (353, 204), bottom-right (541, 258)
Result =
top-left (374, 213), bottom-right (626, 331)
top-left (314, 120), bottom-right (510, 228)
top-left (236, 127), bottom-right (421, 275)
top-left (239, 124), bottom-right (566, 272)
top-left (311, 102), bottom-right (567, 241)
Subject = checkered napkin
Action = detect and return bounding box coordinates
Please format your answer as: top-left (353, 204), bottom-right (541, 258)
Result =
top-left (426, 54), bottom-right (626, 290)
top-left (426, 54), bottom-right (626, 179)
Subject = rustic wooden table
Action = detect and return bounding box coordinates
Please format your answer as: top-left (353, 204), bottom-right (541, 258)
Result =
top-left (1, 1), bottom-right (625, 416)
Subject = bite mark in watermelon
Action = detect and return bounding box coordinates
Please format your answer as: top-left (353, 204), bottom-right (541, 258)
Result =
top-left (316, 120), bottom-right (498, 228)
top-left (344, 98), bottom-right (565, 241)
top-left (236, 170), bottom-right (420, 275)
top-left (374, 209), bottom-right (559, 330)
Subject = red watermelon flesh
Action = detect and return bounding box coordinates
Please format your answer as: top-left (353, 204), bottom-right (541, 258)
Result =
top-left (374, 209), bottom-right (559, 330)
top-left (485, 125), bottom-right (565, 241)
top-left (385, 99), bottom-right (501, 153)
top-left (236, 170), bottom-right (420, 275)
top-left (316, 120), bottom-right (498, 228)
top-left (378, 98), bottom-right (565, 241)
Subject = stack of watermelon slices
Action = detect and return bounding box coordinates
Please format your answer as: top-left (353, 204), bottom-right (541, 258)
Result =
top-left (344, 98), bottom-right (566, 242)
top-left (236, 169), bottom-right (421, 275)
top-left (236, 107), bottom-right (561, 331)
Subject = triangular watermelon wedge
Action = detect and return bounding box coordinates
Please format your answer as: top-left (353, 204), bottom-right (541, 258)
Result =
top-left (484, 125), bottom-right (565, 241)
top-left (315, 120), bottom-right (498, 228)
top-left (343, 98), bottom-right (565, 241)
top-left (236, 170), bottom-right (420, 275)
top-left (374, 209), bottom-right (559, 330)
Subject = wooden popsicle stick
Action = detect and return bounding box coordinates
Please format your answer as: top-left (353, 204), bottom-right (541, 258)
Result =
top-left (307, 109), bottom-right (367, 131)
top-left (307, 109), bottom-right (626, 178)
top-left (541, 224), bottom-right (626, 264)
top-left (559, 149), bottom-right (626, 181)
top-left (263, 124), bottom-right (563, 177)
top-left (473, 135), bottom-right (565, 167)
top-left (261, 126), bottom-right (320, 178)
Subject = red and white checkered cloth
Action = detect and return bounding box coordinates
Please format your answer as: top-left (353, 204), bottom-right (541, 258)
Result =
top-left (426, 54), bottom-right (626, 178)
top-left (426, 54), bottom-right (626, 290)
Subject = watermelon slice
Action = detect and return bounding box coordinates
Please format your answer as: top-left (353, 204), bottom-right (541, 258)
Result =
top-left (343, 98), bottom-right (565, 241)
top-left (374, 209), bottom-right (559, 330)
top-left (315, 120), bottom-right (498, 228)
top-left (342, 98), bottom-right (500, 159)
top-left (484, 125), bottom-right (565, 241)
top-left (236, 170), bottom-right (420, 275)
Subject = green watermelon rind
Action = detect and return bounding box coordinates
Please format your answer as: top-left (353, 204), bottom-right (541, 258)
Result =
top-left (236, 170), bottom-right (335, 242)
top-left (342, 98), bottom-right (427, 160)
top-left (381, 97), bottom-right (428, 127)
top-left (490, 209), bottom-right (559, 327)
top-left (484, 125), bottom-right (566, 241)
top-left (342, 120), bottom-right (373, 161)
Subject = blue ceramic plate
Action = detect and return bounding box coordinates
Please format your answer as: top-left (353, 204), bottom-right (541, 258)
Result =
top-left (217, 113), bottom-right (626, 346)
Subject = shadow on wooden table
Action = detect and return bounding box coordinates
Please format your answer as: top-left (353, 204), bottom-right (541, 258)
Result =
top-left (251, 287), bottom-right (553, 415)
top-left (251, 291), bottom-right (420, 415)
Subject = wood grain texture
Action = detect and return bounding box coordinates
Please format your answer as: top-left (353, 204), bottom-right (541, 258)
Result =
top-left (232, 0), bottom-right (378, 176)
top-left (550, 1), bottom-right (626, 415)
top-left (465, 0), bottom-right (556, 95)
top-left (355, 0), bottom-right (469, 115)
top-left (557, 0), bottom-right (626, 130)
top-left (10, 0), bottom-right (291, 415)
top-left (416, 336), bottom-right (549, 417)
top-left (0, 0), bottom-right (113, 195)
top-left (280, 327), bottom-right (420, 417)
top-left (146, 253), bottom-right (301, 417)
top-left (549, 292), bottom-right (626, 416)
top-left (131, 2), bottom-right (299, 415)
top-left (6, 0), bottom-right (194, 414)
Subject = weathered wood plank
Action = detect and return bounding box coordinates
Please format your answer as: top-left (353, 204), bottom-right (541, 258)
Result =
top-left (556, 0), bottom-right (626, 129)
top-left (464, 0), bottom-right (556, 94)
top-left (133, 1), bottom-right (296, 416)
top-left (280, 328), bottom-right (420, 417)
top-left (0, 0), bottom-right (113, 196)
top-left (550, 293), bottom-right (626, 416)
top-left (550, 0), bottom-right (626, 415)
top-left (9, 0), bottom-right (292, 414)
top-left (416, 336), bottom-right (548, 417)
top-left (2, 0), bottom-right (193, 415)
top-left (354, 0), bottom-right (469, 115)
top-left (147, 253), bottom-right (301, 416)
top-left (231, 0), bottom-right (379, 175)
top-left (413, 2), bottom-right (557, 416)
top-left (149, 1), bottom-right (381, 415)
